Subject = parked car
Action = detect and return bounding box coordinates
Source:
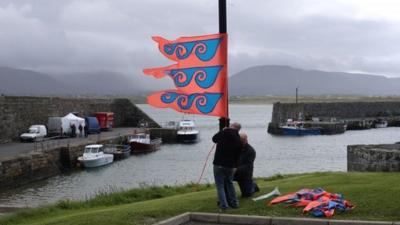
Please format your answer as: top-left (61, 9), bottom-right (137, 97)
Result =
top-left (84, 117), bottom-right (101, 134)
top-left (20, 125), bottom-right (47, 142)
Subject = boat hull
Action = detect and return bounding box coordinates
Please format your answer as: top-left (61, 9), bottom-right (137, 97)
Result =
top-left (130, 138), bottom-right (162, 154)
top-left (281, 127), bottom-right (321, 136)
top-left (78, 154), bottom-right (114, 168)
top-left (374, 121), bottom-right (388, 128)
top-left (103, 145), bottom-right (131, 160)
top-left (177, 133), bottom-right (198, 143)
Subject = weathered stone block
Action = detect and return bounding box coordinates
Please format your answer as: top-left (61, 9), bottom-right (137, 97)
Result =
top-left (219, 214), bottom-right (270, 225)
top-left (190, 212), bottom-right (219, 223)
top-left (328, 220), bottom-right (392, 225)
top-left (154, 212), bottom-right (190, 225)
top-left (271, 217), bottom-right (327, 225)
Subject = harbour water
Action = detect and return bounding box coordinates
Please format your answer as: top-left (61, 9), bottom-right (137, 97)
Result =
top-left (1, 104), bottom-right (399, 208)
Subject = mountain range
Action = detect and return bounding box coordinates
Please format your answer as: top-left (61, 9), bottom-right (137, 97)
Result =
top-left (0, 67), bottom-right (147, 96)
top-left (1, 65), bottom-right (400, 96)
top-left (229, 65), bottom-right (400, 96)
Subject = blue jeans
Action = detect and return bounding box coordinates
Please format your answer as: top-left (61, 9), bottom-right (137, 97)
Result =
top-left (213, 165), bottom-right (239, 209)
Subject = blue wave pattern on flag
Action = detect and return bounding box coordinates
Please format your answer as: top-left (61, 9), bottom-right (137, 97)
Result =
top-left (160, 92), bottom-right (222, 114)
top-left (167, 65), bottom-right (223, 89)
top-left (163, 38), bottom-right (222, 61)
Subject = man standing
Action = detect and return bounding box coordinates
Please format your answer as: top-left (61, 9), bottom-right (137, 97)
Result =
top-left (212, 122), bottom-right (242, 211)
top-left (78, 124), bottom-right (83, 138)
top-left (234, 133), bottom-right (259, 197)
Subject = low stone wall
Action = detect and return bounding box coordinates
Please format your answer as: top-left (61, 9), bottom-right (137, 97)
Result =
top-left (154, 212), bottom-right (396, 225)
top-left (0, 96), bottom-right (160, 143)
top-left (347, 144), bottom-right (400, 172)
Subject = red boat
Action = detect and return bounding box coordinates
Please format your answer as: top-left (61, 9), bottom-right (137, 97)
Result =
top-left (128, 133), bottom-right (162, 154)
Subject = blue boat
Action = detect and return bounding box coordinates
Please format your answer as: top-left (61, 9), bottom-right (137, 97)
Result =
top-left (280, 121), bottom-right (321, 135)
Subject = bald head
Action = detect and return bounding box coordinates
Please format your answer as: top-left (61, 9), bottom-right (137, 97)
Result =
top-left (240, 133), bottom-right (248, 146)
top-left (230, 122), bottom-right (241, 131)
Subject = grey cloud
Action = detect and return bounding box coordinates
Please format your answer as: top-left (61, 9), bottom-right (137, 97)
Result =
top-left (1, 0), bottom-right (400, 82)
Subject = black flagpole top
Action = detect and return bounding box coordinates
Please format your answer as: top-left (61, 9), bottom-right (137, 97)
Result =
top-left (219, 0), bottom-right (227, 34)
top-left (218, 0), bottom-right (229, 130)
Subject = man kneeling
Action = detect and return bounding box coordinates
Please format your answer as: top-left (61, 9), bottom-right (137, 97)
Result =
top-left (234, 133), bottom-right (259, 197)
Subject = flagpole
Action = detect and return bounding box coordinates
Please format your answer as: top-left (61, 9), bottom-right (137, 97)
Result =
top-left (218, 0), bottom-right (230, 131)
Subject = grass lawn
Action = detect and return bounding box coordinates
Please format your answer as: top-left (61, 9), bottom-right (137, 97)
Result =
top-left (1, 172), bottom-right (400, 225)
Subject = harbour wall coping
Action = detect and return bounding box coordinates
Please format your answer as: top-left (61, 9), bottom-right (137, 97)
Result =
top-left (154, 212), bottom-right (397, 225)
top-left (347, 144), bottom-right (400, 172)
top-left (0, 96), bottom-right (160, 144)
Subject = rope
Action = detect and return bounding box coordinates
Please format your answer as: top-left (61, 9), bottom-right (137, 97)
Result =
top-left (195, 143), bottom-right (216, 185)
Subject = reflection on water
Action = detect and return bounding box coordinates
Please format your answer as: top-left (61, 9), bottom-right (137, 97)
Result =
top-left (1, 104), bottom-right (399, 207)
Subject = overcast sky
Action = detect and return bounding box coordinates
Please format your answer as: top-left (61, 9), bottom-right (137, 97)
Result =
top-left (2, 0), bottom-right (400, 83)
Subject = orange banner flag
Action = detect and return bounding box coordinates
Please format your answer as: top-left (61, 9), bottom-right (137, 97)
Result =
top-left (143, 33), bottom-right (228, 118)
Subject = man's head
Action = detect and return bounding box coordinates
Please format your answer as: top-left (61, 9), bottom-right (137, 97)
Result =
top-left (240, 133), bottom-right (248, 147)
top-left (230, 122), bottom-right (241, 131)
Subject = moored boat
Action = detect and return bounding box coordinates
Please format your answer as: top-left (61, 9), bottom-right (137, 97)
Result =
top-left (374, 119), bottom-right (388, 128)
top-left (176, 120), bottom-right (199, 143)
top-left (280, 120), bottom-right (321, 136)
top-left (103, 144), bottom-right (131, 160)
top-left (78, 144), bottom-right (114, 168)
top-left (128, 133), bottom-right (162, 154)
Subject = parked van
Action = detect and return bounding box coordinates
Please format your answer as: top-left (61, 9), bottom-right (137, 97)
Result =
top-left (85, 117), bottom-right (101, 134)
top-left (20, 125), bottom-right (47, 142)
top-left (93, 112), bottom-right (114, 131)
top-left (47, 117), bottom-right (63, 137)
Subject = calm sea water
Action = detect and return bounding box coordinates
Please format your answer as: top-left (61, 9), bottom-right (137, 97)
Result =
top-left (1, 104), bottom-right (399, 207)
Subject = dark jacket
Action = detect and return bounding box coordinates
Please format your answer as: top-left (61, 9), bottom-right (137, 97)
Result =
top-left (212, 128), bottom-right (242, 168)
top-left (234, 143), bottom-right (256, 181)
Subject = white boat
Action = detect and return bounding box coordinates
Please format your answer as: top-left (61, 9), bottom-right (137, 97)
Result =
top-left (78, 144), bottom-right (114, 168)
top-left (176, 120), bottom-right (199, 143)
top-left (374, 119), bottom-right (388, 128)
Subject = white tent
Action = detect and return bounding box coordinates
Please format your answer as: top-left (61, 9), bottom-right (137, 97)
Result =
top-left (61, 113), bottom-right (85, 136)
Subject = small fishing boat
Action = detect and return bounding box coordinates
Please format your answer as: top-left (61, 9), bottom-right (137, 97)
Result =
top-left (374, 119), bottom-right (388, 128)
top-left (77, 144), bottom-right (114, 168)
top-left (176, 119), bottom-right (199, 143)
top-left (103, 144), bottom-right (131, 160)
top-left (128, 133), bottom-right (162, 154)
top-left (280, 120), bottom-right (321, 135)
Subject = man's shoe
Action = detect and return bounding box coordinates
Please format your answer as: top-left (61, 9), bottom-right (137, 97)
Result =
top-left (228, 203), bottom-right (239, 209)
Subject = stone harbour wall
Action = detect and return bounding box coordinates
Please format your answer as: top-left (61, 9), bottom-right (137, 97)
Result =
top-left (0, 133), bottom-right (133, 189)
top-left (271, 101), bottom-right (400, 123)
top-left (0, 96), bottom-right (160, 143)
top-left (0, 150), bottom-right (61, 188)
top-left (347, 144), bottom-right (400, 172)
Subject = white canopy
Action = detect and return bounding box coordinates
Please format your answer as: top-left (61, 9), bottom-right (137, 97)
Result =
top-left (61, 113), bottom-right (85, 135)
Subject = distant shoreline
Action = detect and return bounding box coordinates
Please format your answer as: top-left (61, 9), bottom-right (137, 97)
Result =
top-left (4, 94), bottom-right (400, 105)
top-left (229, 95), bottom-right (400, 104)
top-left (129, 95), bottom-right (400, 105)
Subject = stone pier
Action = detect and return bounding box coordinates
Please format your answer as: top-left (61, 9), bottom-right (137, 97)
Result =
top-left (268, 101), bottom-right (400, 135)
